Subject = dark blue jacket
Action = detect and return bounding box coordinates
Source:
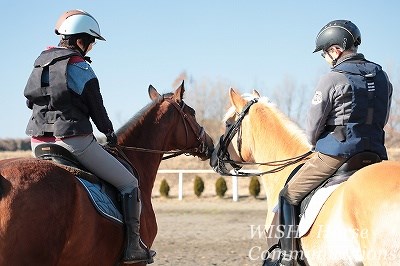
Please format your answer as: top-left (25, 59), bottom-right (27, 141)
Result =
top-left (311, 54), bottom-right (392, 159)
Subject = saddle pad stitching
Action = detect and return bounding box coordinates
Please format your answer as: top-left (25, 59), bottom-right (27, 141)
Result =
top-left (76, 177), bottom-right (123, 224)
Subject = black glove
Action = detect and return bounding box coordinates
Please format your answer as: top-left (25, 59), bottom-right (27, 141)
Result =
top-left (106, 131), bottom-right (118, 146)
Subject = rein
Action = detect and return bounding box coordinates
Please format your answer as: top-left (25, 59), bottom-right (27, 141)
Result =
top-left (118, 96), bottom-right (208, 161)
top-left (219, 151), bottom-right (312, 177)
top-left (214, 98), bottom-right (312, 177)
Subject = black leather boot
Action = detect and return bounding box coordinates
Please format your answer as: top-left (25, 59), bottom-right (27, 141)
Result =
top-left (263, 197), bottom-right (302, 266)
top-left (121, 187), bottom-right (155, 264)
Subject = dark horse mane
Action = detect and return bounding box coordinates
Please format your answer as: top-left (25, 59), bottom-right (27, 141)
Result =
top-left (116, 92), bottom-right (175, 141)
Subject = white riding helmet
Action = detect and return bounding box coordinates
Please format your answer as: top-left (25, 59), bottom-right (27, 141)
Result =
top-left (55, 9), bottom-right (106, 41)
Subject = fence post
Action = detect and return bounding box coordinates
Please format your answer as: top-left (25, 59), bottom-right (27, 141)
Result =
top-left (232, 175), bottom-right (238, 202)
top-left (178, 172), bottom-right (183, 200)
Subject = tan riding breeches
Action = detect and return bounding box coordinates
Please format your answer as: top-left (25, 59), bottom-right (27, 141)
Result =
top-left (281, 152), bottom-right (347, 206)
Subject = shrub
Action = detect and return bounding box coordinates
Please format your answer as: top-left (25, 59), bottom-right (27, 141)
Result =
top-left (215, 176), bottom-right (228, 198)
top-left (249, 176), bottom-right (261, 198)
top-left (194, 175), bottom-right (205, 197)
top-left (159, 179), bottom-right (170, 197)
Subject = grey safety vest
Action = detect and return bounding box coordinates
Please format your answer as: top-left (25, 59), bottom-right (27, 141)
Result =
top-left (25, 48), bottom-right (93, 137)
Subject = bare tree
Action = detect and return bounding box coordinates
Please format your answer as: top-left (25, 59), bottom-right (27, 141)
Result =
top-left (171, 67), bottom-right (400, 152)
top-left (171, 73), bottom-right (231, 141)
top-left (384, 65), bottom-right (400, 147)
top-left (271, 75), bottom-right (310, 127)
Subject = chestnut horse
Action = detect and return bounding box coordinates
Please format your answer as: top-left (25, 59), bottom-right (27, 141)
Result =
top-left (212, 88), bottom-right (400, 265)
top-left (0, 82), bottom-right (214, 265)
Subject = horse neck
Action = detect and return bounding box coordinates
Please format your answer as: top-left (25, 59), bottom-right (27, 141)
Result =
top-left (118, 109), bottom-right (167, 196)
top-left (248, 104), bottom-right (309, 222)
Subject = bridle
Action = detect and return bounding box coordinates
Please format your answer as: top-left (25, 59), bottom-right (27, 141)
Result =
top-left (213, 98), bottom-right (312, 176)
top-left (118, 95), bottom-right (211, 160)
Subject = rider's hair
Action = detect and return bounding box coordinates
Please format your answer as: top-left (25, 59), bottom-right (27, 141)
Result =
top-left (58, 33), bottom-right (95, 50)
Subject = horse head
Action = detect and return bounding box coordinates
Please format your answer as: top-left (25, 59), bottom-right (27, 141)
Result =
top-left (147, 81), bottom-right (214, 160)
top-left (210, 88), bottom-right (260, 175)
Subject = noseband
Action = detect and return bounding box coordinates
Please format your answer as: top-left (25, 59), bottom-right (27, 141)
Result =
top-left (213, 98), bottom-right (312, 176)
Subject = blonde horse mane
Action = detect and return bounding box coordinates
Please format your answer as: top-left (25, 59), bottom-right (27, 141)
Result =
top-left (224, 93), bottom-right (310, 149)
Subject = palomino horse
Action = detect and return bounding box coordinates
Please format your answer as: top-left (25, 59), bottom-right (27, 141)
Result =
top-left (0, 82), bottom-right (214, 265)
top-left (211, 88), bottom-right (400, 265)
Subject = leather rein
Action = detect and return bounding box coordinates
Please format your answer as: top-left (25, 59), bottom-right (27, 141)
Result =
top-left (214, 98), bottom-right (312, 177)
top-left (116, 96), bottom-right (208, 161)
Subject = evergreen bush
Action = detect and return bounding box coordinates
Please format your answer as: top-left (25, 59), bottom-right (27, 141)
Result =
top-left (194, 175), bottom-right (205, 197)
top-left (215, 176), bottom-right (228, 198)
top-left (159, 179), bottom-right (170, 197)
top-left (249, 176), bottom-right (261, 198)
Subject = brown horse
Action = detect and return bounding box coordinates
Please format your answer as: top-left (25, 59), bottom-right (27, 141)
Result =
top-left (212, 88), bottom-right (400, 265)
top-left (0, 82), bottom-right (214, 266)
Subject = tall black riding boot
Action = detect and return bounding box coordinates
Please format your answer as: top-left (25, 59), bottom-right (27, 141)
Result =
top-left (121, 187), bottom-right (155, 264)
top-left (263, 197), bottom-right (301, 266)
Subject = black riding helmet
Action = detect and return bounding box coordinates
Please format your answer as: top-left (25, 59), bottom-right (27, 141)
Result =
top-left (313, 20), bottom-right (361, 53)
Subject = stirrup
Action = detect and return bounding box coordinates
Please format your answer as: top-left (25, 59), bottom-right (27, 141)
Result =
top-left (262, 243), bottom-right (281, 265)
top-left (141, 238), bottom-right (156, 264)
top-left (146, 250), bottom-right (157, 264)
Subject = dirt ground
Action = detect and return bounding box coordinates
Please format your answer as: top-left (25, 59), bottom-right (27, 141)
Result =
top-left (150, 196), bottom-right (269, 266)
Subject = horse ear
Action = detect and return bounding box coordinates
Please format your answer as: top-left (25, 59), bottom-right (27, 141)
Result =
top-left (253, 89), bottom-right (261, 98)
top-left (174, 80), bottom-right (185, 101)
top-left (229, 88), bottom-right (246, 112)
top-left (148, 85), bottom-right (161, 100)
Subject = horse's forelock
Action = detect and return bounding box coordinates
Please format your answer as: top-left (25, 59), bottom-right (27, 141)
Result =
top-left (222, 106), bottom-right (236, 123)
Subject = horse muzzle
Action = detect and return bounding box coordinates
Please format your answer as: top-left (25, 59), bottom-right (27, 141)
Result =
top-left (209, 147), bottom-right (236, 176)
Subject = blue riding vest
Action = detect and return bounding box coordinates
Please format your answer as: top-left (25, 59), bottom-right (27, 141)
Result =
top-left (315, 59), bottom-right (390, 159)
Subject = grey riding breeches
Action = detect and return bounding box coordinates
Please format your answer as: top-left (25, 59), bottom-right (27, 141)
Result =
top-left (31, 134), bottom-right (138, 193)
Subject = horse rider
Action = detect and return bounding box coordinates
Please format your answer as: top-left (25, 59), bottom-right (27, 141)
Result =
top-left (265, 20), bottom-right (393, 266)
top-left (24, 10), bottom-right (155, 264)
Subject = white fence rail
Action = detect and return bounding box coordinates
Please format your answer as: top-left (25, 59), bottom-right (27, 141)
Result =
top-left (157, 169), bottom-right (259, 201)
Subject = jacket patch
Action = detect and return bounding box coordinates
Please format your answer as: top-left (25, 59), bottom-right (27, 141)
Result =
top-left (311, 91), bottom-right (323, 105)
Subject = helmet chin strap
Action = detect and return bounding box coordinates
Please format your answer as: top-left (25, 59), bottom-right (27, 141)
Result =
top-left (75, 44), bottom-right (92, 63)
top-left (331, 50), bottom-right (343, 66)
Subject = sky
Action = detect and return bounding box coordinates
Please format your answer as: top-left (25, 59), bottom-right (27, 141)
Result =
top-left (1, 1), bottom-right (399, 139)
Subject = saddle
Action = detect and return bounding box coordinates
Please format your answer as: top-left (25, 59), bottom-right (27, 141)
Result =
top-left (264, 152), bottom-right (382, 263)
top-left (33, 143), bottom-right (135, 223)
top-left (300, 151), bottom-right (382, 213)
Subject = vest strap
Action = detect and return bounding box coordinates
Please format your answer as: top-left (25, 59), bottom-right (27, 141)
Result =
top-left (365, 73), bottom-right (376, 125)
